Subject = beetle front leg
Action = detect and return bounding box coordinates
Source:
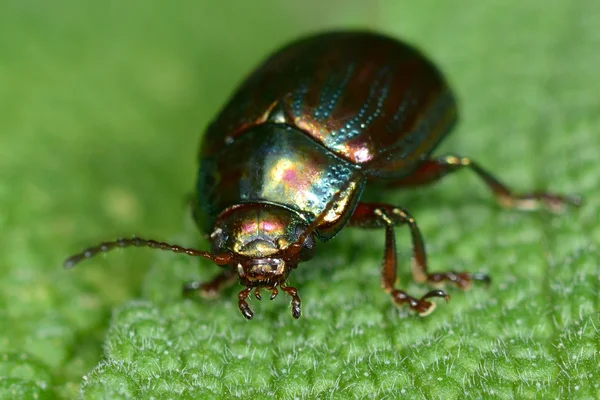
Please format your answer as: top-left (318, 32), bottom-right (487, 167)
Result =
top-left (183, 268), bottom-right (237, 298)
top-left (350, 202), bottom-right (489, 315)
top-left (187, 278), bottom-right (255, 320)
top-left (389, 155), bottom-right (581, 213)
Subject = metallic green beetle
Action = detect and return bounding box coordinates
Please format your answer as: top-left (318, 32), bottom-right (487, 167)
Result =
top-left (65, 31), bottom-right (580, 319)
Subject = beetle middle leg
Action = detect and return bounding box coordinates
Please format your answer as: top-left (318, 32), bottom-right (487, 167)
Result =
top-left (350, 202), bottom-right (489, 315)
top-left (183, 268), bottom-right (237, 298)
top-left (389, 155), bottom-right (581, 212)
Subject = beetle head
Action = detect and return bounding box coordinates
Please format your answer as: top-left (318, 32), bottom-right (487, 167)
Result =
top-left (205, 203), bottom-right (319, 319)
top-left (212, 203), bottom-right (315, 288)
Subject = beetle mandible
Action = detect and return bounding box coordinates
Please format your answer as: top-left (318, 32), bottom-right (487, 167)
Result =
top-left (65, 31), bottom-right (580, 319)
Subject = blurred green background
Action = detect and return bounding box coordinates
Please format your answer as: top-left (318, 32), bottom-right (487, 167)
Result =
top-left (1, 1), bottom-right (598, 399)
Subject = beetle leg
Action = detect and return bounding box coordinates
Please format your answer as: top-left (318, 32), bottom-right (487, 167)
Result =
top-left (350, 203), bottom-right (489, 315)
top-left (280, 283), bottom-right (301, 319)
top-left (374, 207), bottom-right (450, 315)
top-left (388, 155), bottom-right (581, 213)
top-left (238, 287), bottom-right (254, 319)
top-left (182, 268), bottom-right (237, 298)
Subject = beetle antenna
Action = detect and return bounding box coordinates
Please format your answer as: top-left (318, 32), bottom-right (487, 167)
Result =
top-left (64, 236), bottom-right (232, 268)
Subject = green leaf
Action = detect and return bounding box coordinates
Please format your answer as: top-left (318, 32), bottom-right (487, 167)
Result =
top-left (1, 1), bottom-right (598, 399)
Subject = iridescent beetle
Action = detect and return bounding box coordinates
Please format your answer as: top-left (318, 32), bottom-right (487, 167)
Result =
top-left (65, 31), bottom-right (580, 319)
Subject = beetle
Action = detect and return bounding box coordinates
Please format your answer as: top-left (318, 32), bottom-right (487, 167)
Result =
top-left (65, 31), bottom-right (580, 319)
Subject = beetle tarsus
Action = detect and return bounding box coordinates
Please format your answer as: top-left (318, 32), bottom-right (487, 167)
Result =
top-left (238, 288), bottom-right (254, 319)
top-left (499, 192), bottom-right (583, 214)
top-left (390, 289), bottom-right (449, 316)
top-left (422, 289), bottom-right (450, 302)
top-left (281, 283), bottom-right (301, 319)
top-left (424, 270), bottom-right (491, 289)
top-left (426, 271), bottom-right (489, 289)
top-left (290, 299), bottom-right (301, 319)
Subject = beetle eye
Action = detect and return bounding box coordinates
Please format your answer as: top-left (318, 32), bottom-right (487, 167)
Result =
top-left (299, 234), bottom-right (315, 261)
top-left (210, 227), bottom-right (227, 251)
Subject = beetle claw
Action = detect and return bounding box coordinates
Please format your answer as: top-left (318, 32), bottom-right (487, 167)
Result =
top-left (254, 287), bottom-right (262, 301)
top-left (269, 287), bottom-right (279, 300)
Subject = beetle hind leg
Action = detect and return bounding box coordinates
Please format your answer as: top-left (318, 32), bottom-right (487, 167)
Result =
top-left (389, 155), bottom-right (581, 213)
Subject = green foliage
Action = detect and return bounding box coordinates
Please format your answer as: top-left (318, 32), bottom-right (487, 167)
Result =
top-left (0, 1), bottom-right (598, 398)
